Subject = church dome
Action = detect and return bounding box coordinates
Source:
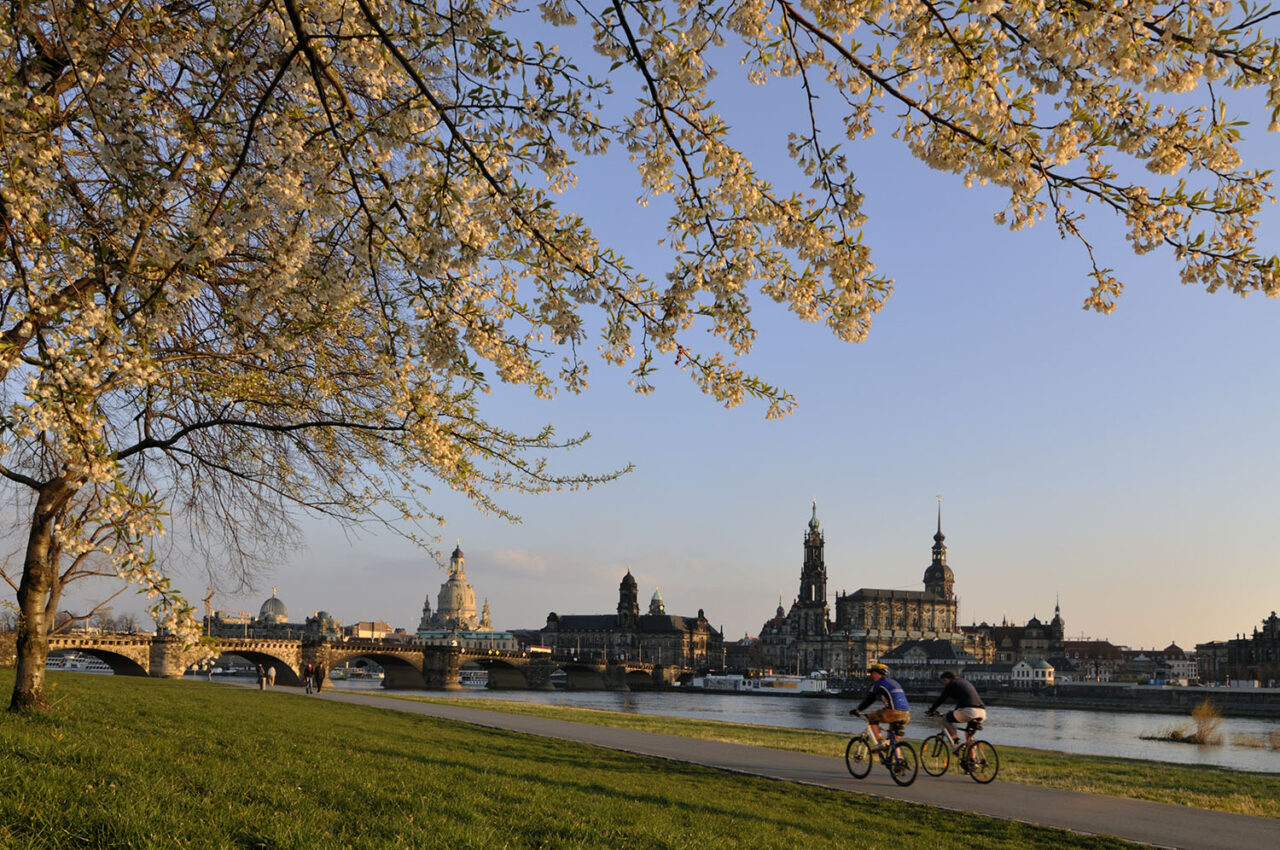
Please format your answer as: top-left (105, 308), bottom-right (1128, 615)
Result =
top-left (259, 591), bottom-right (288, 624)
top-left (620, 570), bottom-right (637, 591)
top-left (418, 541), bottom-right (483, 632)
top-left (436, 572), bottom-right (478, 628)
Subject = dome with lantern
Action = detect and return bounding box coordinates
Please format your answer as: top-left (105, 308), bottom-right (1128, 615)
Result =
top-left (418, 543), bottom-right (488, 632)
top-left (258, 588), bottom-right (288, 624)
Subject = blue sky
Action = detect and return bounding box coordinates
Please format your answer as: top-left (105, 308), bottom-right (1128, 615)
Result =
top-left (59, 19), bottom-right (1280, 652)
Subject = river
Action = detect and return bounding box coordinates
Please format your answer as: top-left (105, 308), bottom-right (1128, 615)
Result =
top-left (325, 679), bottom-right (1280, 773)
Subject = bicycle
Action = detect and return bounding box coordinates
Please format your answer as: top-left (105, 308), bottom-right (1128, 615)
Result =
top-left (844, 710), bottom-right (918, 787)
top-left (920, 712), bottom-right (999, 783)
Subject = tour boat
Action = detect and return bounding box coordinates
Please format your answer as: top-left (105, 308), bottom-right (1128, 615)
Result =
top-left (459, 669), bottom-right (489, 687)
top-left (686, 673), bottom-right (829, 696)
top-left (45, 653), bottom-right (112, 674)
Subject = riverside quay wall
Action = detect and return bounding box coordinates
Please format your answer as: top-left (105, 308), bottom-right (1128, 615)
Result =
top-left (981, 682), bottom-right (1280, 719)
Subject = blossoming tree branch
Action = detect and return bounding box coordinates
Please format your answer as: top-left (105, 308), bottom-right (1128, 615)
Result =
top-left (2, 0), bottom-right (1276, 711)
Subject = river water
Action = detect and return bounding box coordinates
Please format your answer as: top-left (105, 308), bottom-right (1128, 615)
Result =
top-left (327, 679), bottom-right (1280, 773)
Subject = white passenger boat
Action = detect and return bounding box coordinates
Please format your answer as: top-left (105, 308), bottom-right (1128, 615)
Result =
top-left (45, 653), bottom-right (112, 674)
top-left (687, 673), bottom-right (829, 696)
top-left (460, 669), bottom-right (489, 687)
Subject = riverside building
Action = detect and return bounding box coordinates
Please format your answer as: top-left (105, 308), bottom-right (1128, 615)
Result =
top-left (540, 570), bottom-right (722, 667)
top-left (203, 588), bottom-right (341, 640)
top-left (756, 502), bottom-right (989, 677)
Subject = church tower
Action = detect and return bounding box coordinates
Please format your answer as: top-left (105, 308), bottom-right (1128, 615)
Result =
top-left (797, 501), bottom-right (830, 636)
top-left (1048, 596), bottom-right (1065, 644)
top-left (617, 569), bottom-right (639, 629)
top-left (923, 501), bottom-right (955, 599)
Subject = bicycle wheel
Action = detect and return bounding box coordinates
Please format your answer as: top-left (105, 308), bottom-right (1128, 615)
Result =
top-left (887, 741), bottom-right (919, 787)
top-left (920, 734), bottom-right (950, 777)
top-left (965, 740), bottom-right (999, 783)
top-left (845, 736), bottom-right (873, 779)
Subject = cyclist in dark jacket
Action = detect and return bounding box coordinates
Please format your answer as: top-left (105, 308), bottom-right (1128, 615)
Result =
top-left (851, 663), bottom-right (910, 750)
top-left (927, 670), bottom-right (987, 748)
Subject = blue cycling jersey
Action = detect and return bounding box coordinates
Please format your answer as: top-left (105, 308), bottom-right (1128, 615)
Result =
top-left (857, 676), bottom-right (910, 712)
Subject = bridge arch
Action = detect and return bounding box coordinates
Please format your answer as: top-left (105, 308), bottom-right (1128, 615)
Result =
top-left (556, 662), bottom-right (608, 690)
top-left (467, 658), bottom-right (531, 689)
top-left (215, 650), bottom-right (305, 686)
top-left (324, 648), bottom-right (427, 690)
top-left (48, 647), bottom-right (148, 677)
top-left (625, 668), bottom-right (658, 690)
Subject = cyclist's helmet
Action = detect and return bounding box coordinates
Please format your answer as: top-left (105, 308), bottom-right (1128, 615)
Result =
top-left (939, 670), bottom-right (956, 681)
top-left (867, 663), bottom-right (889, 676)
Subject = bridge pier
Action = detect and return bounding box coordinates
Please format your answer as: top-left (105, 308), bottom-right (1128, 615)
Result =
top-left (301, 644), bottom-right (334, 690)
top-left (603, 666), bottom-right (630, 691)
top-left (522, 660), bottom-right (557, 690)
top-left (652, 665), bottom-right (683, 688)
top-left (421, 646), bottom-right (462, 690)
top-left (149, 636), bottom-right (189, 678)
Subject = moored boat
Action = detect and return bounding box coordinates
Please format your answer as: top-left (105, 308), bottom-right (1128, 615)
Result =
top-left (686, 673), bottom-right (829, 696)
top-left (45, 653), bottom-right (112, 674)
top-left (460, 669), bottom-right (489, 687)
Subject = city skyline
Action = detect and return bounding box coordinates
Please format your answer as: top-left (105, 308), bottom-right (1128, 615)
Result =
top-left (191, 489), bottom-right (1275, 653)
top-left (41, 30), bottom-right (1280, 657)
top-left (154, 136), bottom-right (1280, 654)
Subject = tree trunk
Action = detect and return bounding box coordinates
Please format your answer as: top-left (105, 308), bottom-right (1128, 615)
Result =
top-left (9, 481), bottom-right (75, 713)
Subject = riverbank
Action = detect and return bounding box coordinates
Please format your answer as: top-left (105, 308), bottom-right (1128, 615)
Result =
top-left (0, 672), bottom-right (1138, 849)
top-left (376, 692), bottom-right (1280, 818)
top-left (697, 678), bottom-right (1280, 719)
top-left (392, 679), bottom-right (1280, 771)
top-left (975, 683), bottom-right (1280, 719)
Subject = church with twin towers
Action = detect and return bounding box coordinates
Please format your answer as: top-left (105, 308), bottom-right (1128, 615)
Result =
top-left (757, 502), bottom-right (991, 676)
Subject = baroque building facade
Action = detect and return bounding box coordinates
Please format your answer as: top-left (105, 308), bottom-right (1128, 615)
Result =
top-left (418, 544), bottom-right (493, 632)
top-left (204, 588), bottom-right (342, 640)
top-left (756, 503), bottom-right (986, 676)
top-left (416, 543), bottom-right (515, 652)
top-left (541, 570), bottom-right (722, 668)
top-left (1197, 610), bottom-right (1280, 684)
top-left (966, 605), bottom-right (1066, 664)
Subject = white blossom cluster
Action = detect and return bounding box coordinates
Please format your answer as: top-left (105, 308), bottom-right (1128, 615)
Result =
top-left (0, 0), bottom-right (1275, 674)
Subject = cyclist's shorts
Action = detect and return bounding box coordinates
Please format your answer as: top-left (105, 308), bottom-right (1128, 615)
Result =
top-left (947, 706), bottom-right (986, 724)
top-left (867, 708), bottom-right (911, 725)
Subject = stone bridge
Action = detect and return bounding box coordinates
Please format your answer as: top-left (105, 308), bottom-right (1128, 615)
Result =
top-left (46, 635), bottom-right (688, 691)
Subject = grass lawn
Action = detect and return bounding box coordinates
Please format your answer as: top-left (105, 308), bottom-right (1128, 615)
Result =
top-left (377, 693), bottom-right (1280, 818)
top-left (0, 671), bottom-right (1142, 849)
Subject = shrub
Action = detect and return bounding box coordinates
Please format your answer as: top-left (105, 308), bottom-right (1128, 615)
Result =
top-left (1232, 734), bottom-right (1265, 749)
top-left (1187, 701), bottom-right (1223, 746)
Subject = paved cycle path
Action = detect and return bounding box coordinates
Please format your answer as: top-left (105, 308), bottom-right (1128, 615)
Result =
top-left (316, 690), bottom-right (1273, 849)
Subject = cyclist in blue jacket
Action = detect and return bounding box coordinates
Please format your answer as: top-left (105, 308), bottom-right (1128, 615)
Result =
top-left (851, 663), bottom-right (911, 750)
